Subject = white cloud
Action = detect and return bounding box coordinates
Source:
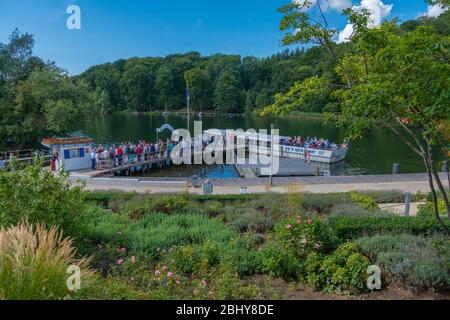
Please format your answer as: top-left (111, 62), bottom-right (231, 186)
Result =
top-left (337, 0), bottom-right (393, 43)
top-left (419, 4), bottom-right (447, 18)
top-left (337, 23), bottom-right (354, 43)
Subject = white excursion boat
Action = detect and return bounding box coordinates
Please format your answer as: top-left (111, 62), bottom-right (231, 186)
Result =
top-left (202, 130), bottom-right (349, 164)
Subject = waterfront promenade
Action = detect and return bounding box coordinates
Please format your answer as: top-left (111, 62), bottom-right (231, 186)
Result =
top-left (68, 172), bottom-right (448, 195)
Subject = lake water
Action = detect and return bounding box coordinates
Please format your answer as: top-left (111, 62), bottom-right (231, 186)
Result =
top-left (83, 113), bottom-right (436, 176)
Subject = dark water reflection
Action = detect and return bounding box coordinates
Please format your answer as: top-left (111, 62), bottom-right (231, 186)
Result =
top-left (83, 113), bottom-right (438, 176)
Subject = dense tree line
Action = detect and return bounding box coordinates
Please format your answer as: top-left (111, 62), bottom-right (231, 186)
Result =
top-left (79, 47), bottom-right (346, 114)
top-left (79, 11), bottom-right (450, 115)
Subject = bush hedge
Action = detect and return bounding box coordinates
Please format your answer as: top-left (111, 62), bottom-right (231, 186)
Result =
top-left (356, 235), bottom-right (450, 292)
top-left (327, 215), bottom-right (450, 240)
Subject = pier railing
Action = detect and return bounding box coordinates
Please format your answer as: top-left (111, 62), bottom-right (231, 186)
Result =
top-left (0, 149), bottom-right (52, 167)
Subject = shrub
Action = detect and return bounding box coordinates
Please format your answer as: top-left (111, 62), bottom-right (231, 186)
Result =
top-left (329, 203), bottom-right (395, 219)
top-left (301, 193), bottom-right (351, 213)
top-left (274, 217), bottom-right (337, 258)
top-left (350, 192), bottom-right (378, 211)
top-left (358, 190), bottom-right (427, 203)
top-left (417, 199), bottom-right (447, 218)
top-left (161, 236), bottom-right (263, 278)
top-left (188, 194), bottom-right (259, 203)
top-left (211, 263), bottom-right (262, 300)
top-left (229, 209), bottom-right (275, 233)
top-left (0, 161), bottom-right (84, 232)
top-left (327, 215), bottom-right (450, 240)
top-left (0, 222), bottom-right (93, 300)
top-left (83, 213), bottom-right (238, 257)
top-left (153, 196), bottom-right (188, 214)
top-left (356, 235), bottom-right (450, 292)
top-left (84, 191), bottom-right (135, 209)
top-left (203, 201), bottom-right (223, 217)
top-left (305, 242), bottom-right (370, 293)
top-left (261, 217), bottom-right (338, 282)
top-left (261, 242), bottom-right (303, 280)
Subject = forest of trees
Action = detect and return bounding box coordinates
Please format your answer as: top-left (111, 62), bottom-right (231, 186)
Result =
top-left (78, 10), bottom-right (450, 114)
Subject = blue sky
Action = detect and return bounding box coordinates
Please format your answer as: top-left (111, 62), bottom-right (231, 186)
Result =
top-left (0, 0), bottom-right (435, 75)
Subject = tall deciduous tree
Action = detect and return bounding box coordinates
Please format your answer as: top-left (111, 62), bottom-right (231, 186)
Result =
top-left (264, 2), bottom-right (450, 234)
top-left (0, 30), bottom-right (92, 148)
top-left (12, 68), bottom-right (91, 145)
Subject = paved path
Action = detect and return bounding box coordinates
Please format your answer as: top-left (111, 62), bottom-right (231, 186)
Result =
top-left (69, 172), bottom-right (448, 195)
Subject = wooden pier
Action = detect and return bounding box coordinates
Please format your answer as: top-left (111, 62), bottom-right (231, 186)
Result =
top-left (91, 155), bottom-right (171, 177)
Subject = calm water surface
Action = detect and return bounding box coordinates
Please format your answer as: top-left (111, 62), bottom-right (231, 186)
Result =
top-left (82, 114), bottom-right (437, 176)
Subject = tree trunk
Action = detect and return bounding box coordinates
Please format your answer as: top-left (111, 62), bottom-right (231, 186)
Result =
top-left (423, 157), bottom-right (450, 238)
top-left (426, 143), bottom-right (450, 219)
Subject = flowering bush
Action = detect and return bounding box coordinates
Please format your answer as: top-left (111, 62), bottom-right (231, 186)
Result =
top-left (274, 217), bottom-right (336, 258)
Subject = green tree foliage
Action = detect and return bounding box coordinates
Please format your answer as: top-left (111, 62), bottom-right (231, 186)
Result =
top-left (0, 30), bottom-right (92, 148)
top-left (120, 63), bottom-right (155, 112)
top-left (213, 69), bottom-right (243, 113)
top-left (80, 48), bottom-right (351, 114)
top-left (155, 65), bottom-right (177, 110)
top-left (0, 159), bottom-right (85, 232)
top-left (264, 2), bottom-right (450, 231)
top-left (184, 67), bottom-right (213, 111)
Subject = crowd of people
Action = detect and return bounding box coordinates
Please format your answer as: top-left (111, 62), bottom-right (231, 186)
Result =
top-left (90, 139), bottom-right (177, 170)
top-left (281, 136), bottom-right (342, 150)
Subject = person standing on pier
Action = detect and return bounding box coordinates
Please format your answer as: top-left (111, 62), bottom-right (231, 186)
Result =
top-left (50, 151), bottom-right (58, 171)
top-left (117, 145), bottom-right (123, 165)
top-left (90, 148), bottom-right (96, 170)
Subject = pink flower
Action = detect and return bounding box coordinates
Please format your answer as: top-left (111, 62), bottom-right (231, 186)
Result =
top-left (307, 219), bottom-right (313, 225)
top-left (287, 224), bottom-right (293, 230)
top-left (201, 280), bottom-right (208, 287)
top-left (167, 272), bottom-right (174, 278)
top-left (116, 259), bottom-right (124, 265)
top-left (155, 270), bottom-right (161, 277)
top-left (296, 219), bottom-right (302, 224)
top-left (130, 256), bottom-right (136, 263)
top-left (176, 280), bottom-right (181, 285)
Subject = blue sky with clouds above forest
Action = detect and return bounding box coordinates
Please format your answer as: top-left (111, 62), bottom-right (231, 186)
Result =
top-left (0, 0), bottom-right (447, 74)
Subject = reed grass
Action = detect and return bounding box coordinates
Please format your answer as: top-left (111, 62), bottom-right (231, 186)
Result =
top-left (0, 222), bottom-right (93, 300)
